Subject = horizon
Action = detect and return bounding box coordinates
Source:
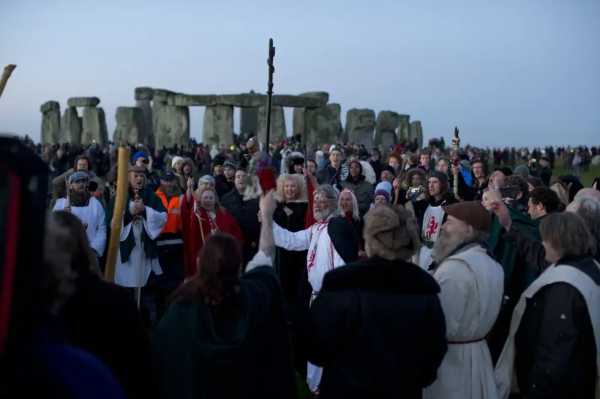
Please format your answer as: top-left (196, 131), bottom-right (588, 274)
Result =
top-left (1, 0), bottom-right (599, 147)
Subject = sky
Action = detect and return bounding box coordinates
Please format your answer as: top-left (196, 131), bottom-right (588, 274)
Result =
top-left (1, 0), bottom-right (599, 147)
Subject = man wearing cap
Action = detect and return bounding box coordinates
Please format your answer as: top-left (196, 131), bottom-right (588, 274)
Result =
top-left (132, 151), bottom-right (160, 192)
top-left (53, 171), bottom-right (107, 260)
top-left (424, 202), bottom-right (504, 399)
top-left (215, 160), bottom-right (236, 198)
top-left (154, 172), bottom-right (184, 315)
top-left (413, 171), bottom-right (458, 268)
top-left (107, 165), bottom-right (167, 291)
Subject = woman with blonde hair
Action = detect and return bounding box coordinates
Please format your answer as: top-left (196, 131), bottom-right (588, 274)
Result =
top-left (272, 173), bottom-right (311, 376)
top-left (181, 182), bottom-right (243, 277)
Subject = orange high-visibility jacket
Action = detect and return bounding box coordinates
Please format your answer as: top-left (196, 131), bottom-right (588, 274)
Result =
top-left (155, 189), bottom-right (182, 234)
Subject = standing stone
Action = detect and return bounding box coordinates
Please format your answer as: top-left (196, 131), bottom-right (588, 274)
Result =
top-left (293, 92), bottom-right (330, 137)
top-left (81, 107), bottom-right (108, 145)
top-left (40, 101), bottom-right (61, 145)
top-left (60, 107), bottom-right (82, 145)
top-left (304, 103), bottom-right (342, 152)
top-left (345, 109), bottom-right (376, 148)
top-left (114, 107), bottom-right (146, 145)
top-left (397, 114), bottom-right (411, 142)
top-left (153, 105), bottom-right (190, 149)
top-left (410, 120), bottom-right (423, 148)
top-left (257, 105), bottom-right (286, 146)
top-left (203, 105), bottom-right (234, 148)
top-left (240, 107), bottom-right (258, 140)
top-left (374, 111), bottom-right (401, 149)
top-left (136, 100), bottom-right (154, 148)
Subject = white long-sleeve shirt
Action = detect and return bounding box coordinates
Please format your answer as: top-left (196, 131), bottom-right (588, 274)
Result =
top-left (53, 197), bottom-right (107, 257)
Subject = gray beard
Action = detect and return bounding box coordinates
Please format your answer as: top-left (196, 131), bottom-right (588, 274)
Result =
top-left (313, 208), bottom-right (334, 222)
top-left (431, 231), bottom-right (466, 264)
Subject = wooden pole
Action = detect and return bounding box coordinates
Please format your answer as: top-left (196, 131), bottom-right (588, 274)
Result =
top-left (104, 147), bottom-right (130, 282)
top-left (0, 64), bottom-right (17, 99)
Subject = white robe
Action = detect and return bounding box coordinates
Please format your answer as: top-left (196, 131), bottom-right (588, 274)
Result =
top-left (272, 218), bottom-right (346, 392)
top-left (53, 197), bottom-right (107, 257)
top-left (494, 261), bottom-right (600, 399)
top-left (425, 244), bottom-right (504, 399)
top-left (114, 201), bottom-right (167, 288)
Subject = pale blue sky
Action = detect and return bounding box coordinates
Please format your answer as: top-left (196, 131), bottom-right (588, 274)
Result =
top-left (1, 0), bottom-right (599, 147)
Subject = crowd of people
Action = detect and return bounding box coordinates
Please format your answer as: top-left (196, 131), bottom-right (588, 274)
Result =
top-left (3, 134), bottom-right (600, 399)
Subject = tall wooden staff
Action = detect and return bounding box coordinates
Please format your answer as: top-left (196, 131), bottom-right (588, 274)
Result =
top-left (0, 64), bottom-right (17, 99)
top-left (264, 39), bottom-right (276, 155)
top-left (104, 147), bottom-right (130, 282)
top-left (451, 126), bottom-right (461, 200)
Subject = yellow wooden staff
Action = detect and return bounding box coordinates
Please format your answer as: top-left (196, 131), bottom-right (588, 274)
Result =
top-left (104, 147), bottom-right (130, 281)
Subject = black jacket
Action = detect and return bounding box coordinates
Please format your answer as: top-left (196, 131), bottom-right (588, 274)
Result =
top-left (301, 257), bottom-right (447, 399)
top-left (215, 175), bottom-right (234, 199)
top-left (220, 189), bottom-right (260, 264)
top-left (515, 256), bottom-right (600, 399)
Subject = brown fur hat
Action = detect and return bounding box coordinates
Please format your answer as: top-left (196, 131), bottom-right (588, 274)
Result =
top-left (363, 205), bottom-right (421, 261)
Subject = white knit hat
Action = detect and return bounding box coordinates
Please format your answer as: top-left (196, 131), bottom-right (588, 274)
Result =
top-left (171, 156), bottom-right (184, 169)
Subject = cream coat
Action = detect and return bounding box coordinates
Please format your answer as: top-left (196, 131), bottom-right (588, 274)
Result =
top-left (425, 244), bottom-right (504, 399)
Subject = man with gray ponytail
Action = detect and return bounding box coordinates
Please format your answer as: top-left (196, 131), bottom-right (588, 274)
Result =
top-left (261, 184), bottom-right (358, 394)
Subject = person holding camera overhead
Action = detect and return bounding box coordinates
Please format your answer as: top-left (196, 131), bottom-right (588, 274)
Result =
top-left (52, 171), bottom-right (107, 261)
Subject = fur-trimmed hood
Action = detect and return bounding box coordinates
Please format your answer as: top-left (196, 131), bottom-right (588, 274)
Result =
top-left (321, 256), bottom-right (440, 295)
top-left (274, 173), bottom-right (308, 203)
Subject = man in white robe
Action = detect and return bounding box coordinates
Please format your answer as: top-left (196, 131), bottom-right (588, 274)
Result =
top-left (53, 171), bottom-right (107, 258)
top-left (425, 202), bottom-right (504, 399)
top-left (107, 166), bottom-right (167, 288)
top-left (267, 184), bottom-right (358, 393)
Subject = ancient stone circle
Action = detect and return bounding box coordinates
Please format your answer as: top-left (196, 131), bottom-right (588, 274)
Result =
top-left (41, 88), bottom-right (424, 150)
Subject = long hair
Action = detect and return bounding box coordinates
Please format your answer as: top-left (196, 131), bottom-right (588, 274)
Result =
top-left (338, 189), bottom-right (360, 221)
top-left (170, 233), bottom-right (242, 305)
top-left (47, 211), bottom-right (100, 276)
top-left (43, 211), bottom-right (100, 314)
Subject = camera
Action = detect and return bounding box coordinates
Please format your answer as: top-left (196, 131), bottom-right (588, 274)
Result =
top-left (407, 185), bottom-right (425, 198)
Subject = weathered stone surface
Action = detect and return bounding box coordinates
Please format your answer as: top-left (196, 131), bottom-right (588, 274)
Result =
top-left (113, 107), bottom-right (145, 145)
top-left (40, 100), bottom-right (60, 113)
top-left (41, 101), bottom-right (61, 144)
top-left (345, 109), bottom-right (376, 148)
top-left (153, 89), bottom-right (176, 104)
top-left (60, 107), bottom-right (82, 144)
top-left (81, 107), bottom-right (108, 145)
top-left (293, 92), bottom-right (331, 136)
top-left (167, 93), bottom-right (326, 108)
top-left (257, 105), bottom-right (286, 145)
top-left (299, 91), bottom-right (329, 104)
top-left (153, 105), bottom-right (190, 148)
top-left (67, 97), bottom-right (100, 107)
top-left (410, 120), bottom-right (423, 148)
top-left (134, 87), bottom-right (154, 101)
top-left (374, 111), bottom-right (400, 149)
top-left (397, 114), bottom-right (411, 142)
top-left (304, 103), bottom-right (342, 151)
top-left (240, 107), bottom-right (259, 139)
top-left (203, 105), bottom-right (234, 148)
top-left (136, 99), bottom-right (154, 149)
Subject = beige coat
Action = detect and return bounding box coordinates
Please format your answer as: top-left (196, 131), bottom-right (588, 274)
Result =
top-left (425, 244), bottom-right (504, 399)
